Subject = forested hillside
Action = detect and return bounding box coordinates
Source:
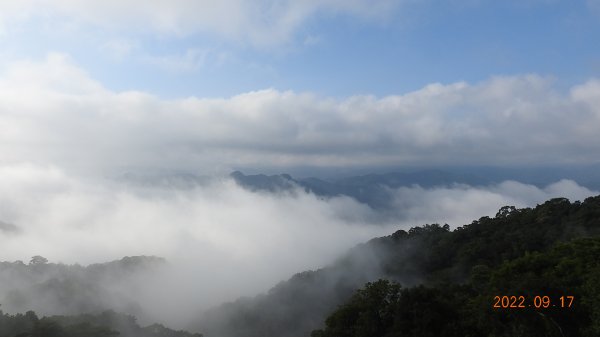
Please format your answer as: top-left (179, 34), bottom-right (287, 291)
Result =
top-left (313, 237), bottom-right (600, 336)
top-left (0, 256), bottom-right (165, 317)
top-left (0, 257), bottom-right (202, 337)
top-left (0, 309), bottom-right (202, 337)
top-left (200, 196), bottom-right (600, 337)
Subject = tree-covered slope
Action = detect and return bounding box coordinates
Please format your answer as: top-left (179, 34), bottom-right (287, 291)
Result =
top-left (312, 237), bottom-right (600, 336)
top-left (0, 256), bottom-right (165, 317)
top-left (0, 309), bottom-right (203, 337)
top-left (199, 196), bottom-right (600, 337)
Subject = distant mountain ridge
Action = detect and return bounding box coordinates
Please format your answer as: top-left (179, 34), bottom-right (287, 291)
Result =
top-left (230, 167), bottom-right (600, 210)
top-left (230, 170), bottom-right (488, 209)
top-left (115, 166), bottom-right (600, 209)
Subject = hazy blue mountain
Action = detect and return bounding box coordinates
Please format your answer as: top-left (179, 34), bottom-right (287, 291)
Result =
top-left (0, 221), bottom-right (19, 234)
top-left (230, 166), bottom-right (600, 209)
top-left (230, 171), bottom-right (299, 192)
top-left (230, 170), bottom-right (487, 209)
top-left (116, 166), bottom-right (600, 209)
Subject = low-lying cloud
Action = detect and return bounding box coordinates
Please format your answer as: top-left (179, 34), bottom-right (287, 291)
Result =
top-left (0, 163), bottom-right (597, 327)
top-left (0, 164), bottom-right (388, 311)
top-left (388, 179), bottom-right (598, 227)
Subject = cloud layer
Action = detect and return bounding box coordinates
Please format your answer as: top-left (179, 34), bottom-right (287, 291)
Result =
top-left (0, 54), bottom-right (599, 173)
top-left (0, 162), bottom-right (597, 325)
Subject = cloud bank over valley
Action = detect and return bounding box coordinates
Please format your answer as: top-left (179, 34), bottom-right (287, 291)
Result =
top-left (0, 163), bottom-right (597, 328)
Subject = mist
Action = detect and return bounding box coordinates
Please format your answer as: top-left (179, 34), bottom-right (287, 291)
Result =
top-left (0, 162), bottom-right (597, 329)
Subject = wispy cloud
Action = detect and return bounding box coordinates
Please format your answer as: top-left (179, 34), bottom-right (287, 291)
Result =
top-left (142, 48), bottom-right (210, 73)
top-left (0, 0), bottom-right (401, 47)
top-left (588, 0), bottom-right (600, 13)
top-left (100, 38), bottom-right (139, 61)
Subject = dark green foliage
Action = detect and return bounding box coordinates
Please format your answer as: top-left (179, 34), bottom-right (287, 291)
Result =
top-left (312, 280), bottom-right (401, 337)
top-left (373, 196), bottom-right (600, 285)
top-left (312, 197), bottom-right (600, 337)
top-left (0, 308), bottom-right (118, 337)
top-left (477, 238), bottom-right (600, 336)
top-left (312, 282), bottom-right (478, 337)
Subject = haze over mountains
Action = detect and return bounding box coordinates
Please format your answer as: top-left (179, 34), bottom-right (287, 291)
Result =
top-left (2, 194), bottom-right (600, 336)
top-left (230, 167), bottom-right (600, 208)
top-left (1, 167), bottom-right (598, 333)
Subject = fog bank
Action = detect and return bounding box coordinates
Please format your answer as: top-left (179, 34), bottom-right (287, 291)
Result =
top-left (0, 164), bottom-right (597, 328)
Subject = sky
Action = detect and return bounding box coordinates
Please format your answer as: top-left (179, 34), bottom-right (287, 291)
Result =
top-left (1, 1), bottom-right (599, 98)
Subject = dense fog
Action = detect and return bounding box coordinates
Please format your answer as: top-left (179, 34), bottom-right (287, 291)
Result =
top-left (0, 163), bottom-right (597, 329)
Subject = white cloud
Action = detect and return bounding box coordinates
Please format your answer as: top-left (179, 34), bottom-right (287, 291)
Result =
top-left (303, 35), bottom-right (322, 46)
top-left (0, 2), bottom-right (35, 36)
top-left (100, 38), bottom-right (139, 61)
top-left (0, 0), bottom-right (401, 47)
top-left (0, 54), bottom-right (599, 173)
top-left (143, 48), bottom-right (210, 73)
top-left (0, 52), bottom-right (106, 95)
top-left (389, 180), bottom-right (598, 227)
top-left (588, 0), bottom-right (600, 13)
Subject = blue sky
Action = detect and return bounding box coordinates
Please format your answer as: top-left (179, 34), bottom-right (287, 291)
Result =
top-left (2, 1), bottom-right (599, 98)
top-left (0, 1), bottom-right (600, 172)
